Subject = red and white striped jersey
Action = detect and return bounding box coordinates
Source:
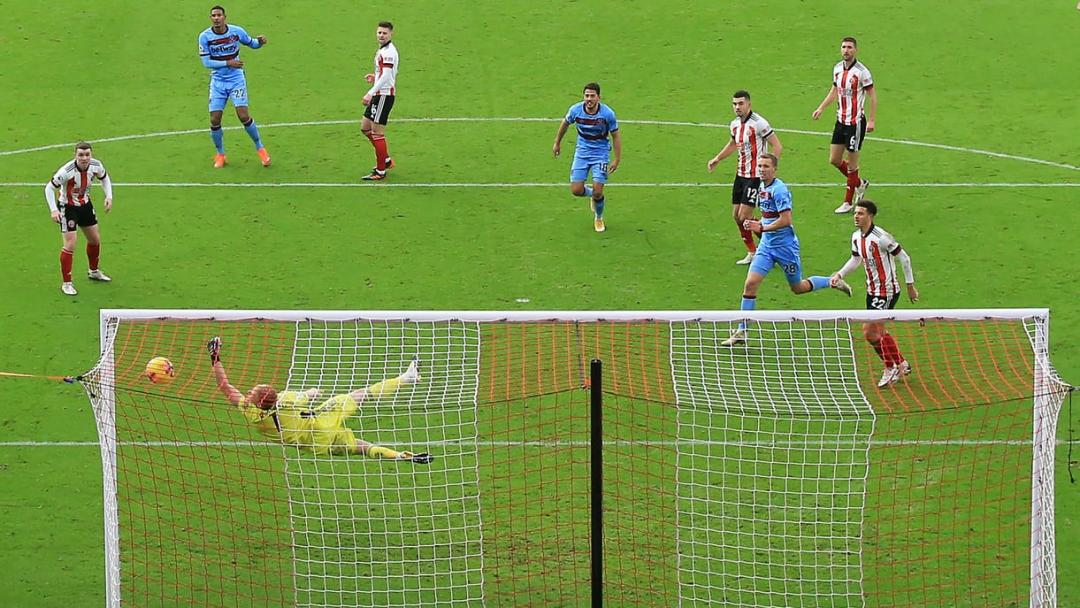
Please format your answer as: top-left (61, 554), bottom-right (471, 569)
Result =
top-left (49, 159), bottom-right (108, 207)
top-left (370, 41), bottom-right (399, 96)
top-left (851, 225), bottom-right (906, 297)
top-left (729, 112), bottom-right (774, 178)
top-left (832, 60), bottom-right (873, 125)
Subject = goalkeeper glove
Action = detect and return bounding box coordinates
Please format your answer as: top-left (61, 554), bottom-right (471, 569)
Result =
top-left (207, 336), bottom-right (222, 364)
top-left (399, 451), bottom-right (434, 465)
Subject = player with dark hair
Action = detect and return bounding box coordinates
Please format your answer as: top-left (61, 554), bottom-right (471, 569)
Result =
top-left (45, 141), bottom-right (113, 296)
top-left (361, 21), bottom-right (399, 181)
top-left (830, 200), bottom-right (920, 387)
top-left (553, 82), bottom-right (622, 232)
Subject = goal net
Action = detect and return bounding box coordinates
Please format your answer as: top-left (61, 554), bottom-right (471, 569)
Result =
top-left (81, 309), bottom-right (1070, 607)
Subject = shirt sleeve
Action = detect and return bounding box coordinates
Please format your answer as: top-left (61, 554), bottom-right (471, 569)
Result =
top-left (881, 230), bottom-right (901, 255)
top-left (757, 116), bottom-right (774, 140)
top-left (861, 66), bottom-right (874, 88)
top-left (234, 26), bottom-right (253, 46)
top-left (564, 105), bottom-right (577, 125)
top-left (49, 166), bottom-right (67, 189)
top-left (850, 233), bottom-right (860, 257)
top-left (198, 32), bottom-right (210, 57)
top-left (774, 186), bottom-right (793, 213)
top-left (606, 107), bottom-right (619, 133)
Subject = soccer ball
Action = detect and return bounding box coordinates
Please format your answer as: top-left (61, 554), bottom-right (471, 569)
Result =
top-left (145, 357), bottom-right (176, 385)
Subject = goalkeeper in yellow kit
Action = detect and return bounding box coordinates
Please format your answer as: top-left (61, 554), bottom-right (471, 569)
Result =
top-left (208, 337), bottom-right (433, 463)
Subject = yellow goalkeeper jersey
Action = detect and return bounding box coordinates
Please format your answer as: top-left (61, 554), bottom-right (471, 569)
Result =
top-left (238, 391), bottom-right (360, 454)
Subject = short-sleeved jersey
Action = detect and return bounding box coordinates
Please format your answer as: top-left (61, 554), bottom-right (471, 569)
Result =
top-left (851, 224), bottom-right (908, 298)
top-left (833, 60), bottom-right (874, 125)
top-left (370, 42), bottom-right (399, 95)
top-left (757, 178), bottom-right (796, 247)
top-left (49, 159), bottom-right (107, 207)
top-left (198, 25), bottom-right (256, 82)
top-left (564, 102), bottom-right (619, 158)
top-left (729, 112), bottom-right (774, 178)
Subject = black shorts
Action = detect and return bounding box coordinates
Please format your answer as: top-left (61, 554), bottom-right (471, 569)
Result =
top-left (731, 176), bottom-right (761, 206)
top-left (866, 293), bottom-right (899, 311)
top-left (831, 116), bottom-right (867, 152)
top-left (60, 202), bottom-right (97, 233)
top-left (363, 95), bottom-right (395, 125)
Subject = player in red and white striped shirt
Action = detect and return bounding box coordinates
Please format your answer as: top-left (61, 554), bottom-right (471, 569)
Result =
top-left (44, 142), bottom-right (114, 296)
top-left (707, 90), bottom-right (783, 265)
top-left (830, 200), bottom-right (920, 388)
top-left (361, 21), bottom-right (400, 181)
top-left (812, 37), bottom-right (877, 214)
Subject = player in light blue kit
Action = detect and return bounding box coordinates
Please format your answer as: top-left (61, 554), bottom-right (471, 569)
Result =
top-left (723, 153), bottom-right (853, 346)
top-left (552, 83), bottom-right (622, 232)
top-left (198, 5), bottom-right (270, 168)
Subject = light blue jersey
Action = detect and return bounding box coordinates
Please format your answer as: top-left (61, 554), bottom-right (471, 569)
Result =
top-left (198, 25), bottom-right (262, 112)
top-left (750, 177), bottom-right (803, 284)
top-left (198, 25), bottom-right (260, 82)
top-left (565, 102), bottom-right (618, 184)
top-left (565, 102), bottom-right (618, 159)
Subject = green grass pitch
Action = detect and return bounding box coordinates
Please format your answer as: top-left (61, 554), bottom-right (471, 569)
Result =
top-left (0, 1), bottom-right (1078, 606)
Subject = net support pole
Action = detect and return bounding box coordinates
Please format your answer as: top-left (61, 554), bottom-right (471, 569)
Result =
top-left (590, 358), bottom-right (604, 608)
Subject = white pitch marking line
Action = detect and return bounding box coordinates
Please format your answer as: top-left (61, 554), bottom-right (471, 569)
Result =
top-left (1, 182), bottom-right (1077, 188)
top-left (1, 117), bottom-right (1076, 171)
top-left (0, 439), bottom-right (1056, 447)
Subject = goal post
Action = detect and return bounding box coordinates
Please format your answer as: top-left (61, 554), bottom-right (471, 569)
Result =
top-left (84, 308), bottom-right (1069, 607)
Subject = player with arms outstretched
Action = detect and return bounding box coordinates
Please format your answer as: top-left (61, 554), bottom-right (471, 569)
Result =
top-left (553, 82), bottom-right (622, 233)
top-left (360, 21), bottom-right (399, 181)
top-left (207, 337), bottom-right (433, 462)
top-left (812, 36), bottom-right (877, 214)
top-left (45, 141), bottom-right (113, 296)
top-left (707, 90), bottom-right (783, 265)
top-left (198, 5), bottom-right (270, 168)
top-left (830, 200), bottom-right (920, 387)
top-left (723, 154), bottom-right (852, 346)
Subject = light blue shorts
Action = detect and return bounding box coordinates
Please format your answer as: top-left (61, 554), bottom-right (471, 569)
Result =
top-left (570, 154), bottom-right (609, 184)
top-left (208, 78), bottom-right (249, 112)
top-left (749, 242), bottom-right (803, 285)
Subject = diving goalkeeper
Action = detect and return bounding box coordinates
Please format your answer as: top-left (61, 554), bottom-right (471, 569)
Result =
top-left (208, 337), bottom-right (433, 463)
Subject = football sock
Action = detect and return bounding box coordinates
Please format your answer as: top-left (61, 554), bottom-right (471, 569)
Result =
top-left (847, 168), bottom-right (862, 189)
top-left (869, 338), bottom-right (887, 362)
top-left (366, 376), bottom-right (404, 399)
top-left (210, 125), bottom-right (224, 154)
top-left (372, 135), bottom-right (389, 171)
top-left (737, 219), bottom-right (756, 252)
top-left (807, 276), bottom-right (831, 291)
top-left (365, 445), bottom-right (402, 459)
top-left (593, 196), bottom-right (605, 218)
top-left (87, 243), bottom-right (100, 271)
top-left (60, 249), bottom-right (74, 282)
top-left (584, 185), bottom-right (594, 198)
top-left (836, 160), bottom-right (849, 176)
top-left (738, 294), bottom-right (757, 331)
top-left (880, 333), bottom-right (903, 367)
top-left (242, 118), bottom-right (263, 150)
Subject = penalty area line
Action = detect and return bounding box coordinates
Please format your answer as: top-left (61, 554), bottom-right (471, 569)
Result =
top-left (1, 182), bottom-right (1079, 189)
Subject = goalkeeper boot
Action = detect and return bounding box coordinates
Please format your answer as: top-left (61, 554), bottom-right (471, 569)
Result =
top-left (401, 357), bottom-right (421, 384)
top-left (877, 365), bottom-right (901, 388)
top-left (88, 269), bottom-right (112, 282)
top-left (832, 278), bottom-right (853, 296)
top-left (736, 252), bottom-right (755, 265)
top-left (61, 282), bottom-right (77, 296)
top-left (213, 153), bottom-right (227, 168)
top-left (721, 329), bottom-right (746, 347)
